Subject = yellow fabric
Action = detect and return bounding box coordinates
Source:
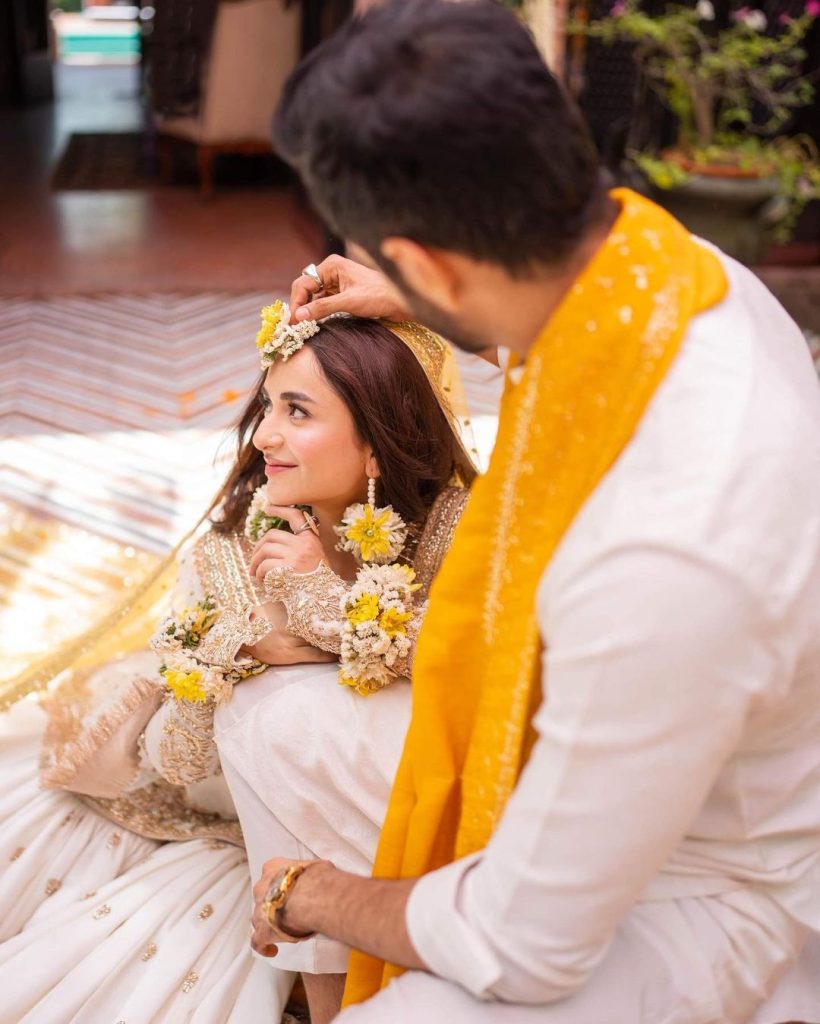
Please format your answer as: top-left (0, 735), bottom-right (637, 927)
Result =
top-left (344, 189), bottom-right (728, 1004)
top-left (0, 535), bottom-right (188, 714)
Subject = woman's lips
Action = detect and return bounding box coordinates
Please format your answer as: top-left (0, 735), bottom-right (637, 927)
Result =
top-left (265, 463), bottom-right (295, 476)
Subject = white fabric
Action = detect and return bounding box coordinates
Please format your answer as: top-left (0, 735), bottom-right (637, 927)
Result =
top-left (398, 252), bottom-right (820, 1023)
top-left (0, 700), bottom-right (293, 1023)
top-left (214, 663), bottom-right (412, 974)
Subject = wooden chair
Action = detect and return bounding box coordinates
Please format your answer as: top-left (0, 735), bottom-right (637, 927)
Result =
top-left (154, 0), bottom-right (300, 196)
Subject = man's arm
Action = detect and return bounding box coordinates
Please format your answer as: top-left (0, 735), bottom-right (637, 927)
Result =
top-left (253, 546), bottom-right (777, 1002)
top-left (401, 546), bottom-right (780, 1003)
top-left (251, 859), bottom-right (426, 970)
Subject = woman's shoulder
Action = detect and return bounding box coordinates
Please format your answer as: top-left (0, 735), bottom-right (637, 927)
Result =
top-left (412, 485), bottom-right (470, 593)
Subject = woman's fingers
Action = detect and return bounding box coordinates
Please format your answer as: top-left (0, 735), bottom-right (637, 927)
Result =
top-left (248, 537), bottom-right (293, 577)
top-left (264, 505), bottom-right (312, 532)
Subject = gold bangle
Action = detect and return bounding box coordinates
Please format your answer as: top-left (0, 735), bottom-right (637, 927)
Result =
top-left (262, 862), bottom-right (317, 939)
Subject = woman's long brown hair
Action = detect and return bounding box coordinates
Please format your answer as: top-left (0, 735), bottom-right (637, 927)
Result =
top-left (212, 317), bottom-right (459, 533)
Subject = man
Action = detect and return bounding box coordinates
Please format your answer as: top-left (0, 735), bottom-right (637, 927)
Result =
top-left (251, 2), bottom-right (820, 1021)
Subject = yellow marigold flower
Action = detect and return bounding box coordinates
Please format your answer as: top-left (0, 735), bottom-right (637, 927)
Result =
top-left (256, 300), bottom-right (285, 350)
top-left (344, 505), bottom-right (394, 563)
top-left (379, 607), bottom-right (412, 637)
top-left (339, 673), bottom-right (383, 696)
top-left (164, 669), bottom-right (207, 703)
top-left (347, 593), bottom-right (381, 626)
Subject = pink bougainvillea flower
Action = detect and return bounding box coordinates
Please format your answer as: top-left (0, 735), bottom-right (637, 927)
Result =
top-left (778, 12), bottom-right (792, 23)
top-left (611, 0), bottom-right (626, 14)
top-left (806, 0), bottom-right (820, 16)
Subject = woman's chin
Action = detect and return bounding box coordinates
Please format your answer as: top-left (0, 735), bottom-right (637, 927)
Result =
top-left (265, 481), bottom-right (304, 507)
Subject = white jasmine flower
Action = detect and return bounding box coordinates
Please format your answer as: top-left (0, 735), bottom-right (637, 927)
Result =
top-left (696, 0), bottom-right (714, 19)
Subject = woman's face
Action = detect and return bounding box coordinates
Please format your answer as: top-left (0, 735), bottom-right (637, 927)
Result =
top-left (252, 346), bottom-right (373, 512)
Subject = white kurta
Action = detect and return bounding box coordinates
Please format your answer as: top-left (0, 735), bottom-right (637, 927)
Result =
top-left (339, 250), bottom-right (820, 1023)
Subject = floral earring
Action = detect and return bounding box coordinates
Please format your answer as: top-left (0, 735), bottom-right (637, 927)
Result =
top-left (335, 476), bottom-right (407, 564)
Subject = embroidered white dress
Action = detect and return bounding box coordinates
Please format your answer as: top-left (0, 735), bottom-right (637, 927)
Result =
top-left (0, 489), bottom-right (467, 1022)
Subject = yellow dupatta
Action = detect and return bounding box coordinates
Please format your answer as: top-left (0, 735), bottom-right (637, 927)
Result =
top-left (344, 189), bottom-right (728, 1004)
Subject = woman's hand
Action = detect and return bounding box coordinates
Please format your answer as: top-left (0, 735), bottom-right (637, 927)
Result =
top-left (245, 602), bottom-right (336, 666)
top-left (289, 254), bottom-right (410, 324)
top-left (248, 505), bottom-right (325, 581)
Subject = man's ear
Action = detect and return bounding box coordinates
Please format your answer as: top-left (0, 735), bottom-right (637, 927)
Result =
top-left (381, 237), bottom-right (461, 313)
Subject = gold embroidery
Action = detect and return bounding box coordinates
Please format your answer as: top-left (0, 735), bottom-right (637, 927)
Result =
top-left (9, 846), bottom-right (24, 862)
top-left (194, 606), bottom-right (272, 669)
top-left (141, 943), bottom-right (157, 961)
top-left (181, 970), bottom-right (199, 993)
top-left (197, 904), bottom-right (213, 920)
top-left (263, 562), bottom-right (350, 654)
top-left (194, 532), bottom-right (265, 612)
top-left (45, 878), bottom-right (62, 896)
top-left (83, 891), bottom-right (97, 900)
top-left (82, 781), bottom-right (243, 847)
top-left (60, 810), bottom-right (76, 826)
top-left (40, 670), bottom-right (161, 791)
top-left (106, 832), bottom-right (122, 849)
top-left (412, 488), bottom-right (469, 597)
top-left (158, 699), bottom-right (220, 786)
top-left (92, 904), bottom-right (111, 919)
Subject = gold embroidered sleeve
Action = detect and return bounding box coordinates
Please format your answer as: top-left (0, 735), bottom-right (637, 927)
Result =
top-left (147, 697), bottom-right (221, 786)
top-left (194, 606), bottom-right (272, 670)
top-left (263, 561), bottom-right (349, 655)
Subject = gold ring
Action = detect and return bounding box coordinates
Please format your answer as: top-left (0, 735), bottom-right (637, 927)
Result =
top-left (294, 510), bottom-right (320, 536)
top-left (301, 263), bottom-right (324, 291)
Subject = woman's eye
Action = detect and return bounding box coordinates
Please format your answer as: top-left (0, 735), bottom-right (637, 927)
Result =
top-left (288, 403), bottom-right (309, 421)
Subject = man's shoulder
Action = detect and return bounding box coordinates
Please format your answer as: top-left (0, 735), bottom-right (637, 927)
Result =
top-left (550, 254), bottom-right (820, 621)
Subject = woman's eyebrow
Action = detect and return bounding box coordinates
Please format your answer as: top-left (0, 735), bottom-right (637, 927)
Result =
top-left (279, 390), bottom-right (315, 403)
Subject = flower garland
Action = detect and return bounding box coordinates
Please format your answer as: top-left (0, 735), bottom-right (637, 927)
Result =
top-left (151, 596), bottom-right (267, 705)
top-left (244, 485), bottom-right (288, 542)
top-left (339, 563), bottom-right (421, 695)
top-left (256, 300), bottom-right (320, 368)
top-left (335, 502), bottom-right (407, 565)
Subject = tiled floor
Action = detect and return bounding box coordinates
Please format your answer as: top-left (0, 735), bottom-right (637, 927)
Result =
top-left (0, 63), bottom-right (326, 295)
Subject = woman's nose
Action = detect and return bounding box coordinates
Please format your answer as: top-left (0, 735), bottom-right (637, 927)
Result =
top-left (252, 420), bottom-right (283, 451)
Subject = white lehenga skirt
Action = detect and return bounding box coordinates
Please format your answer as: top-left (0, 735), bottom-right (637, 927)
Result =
top-left (0, 702), bottom-right (292, 1024)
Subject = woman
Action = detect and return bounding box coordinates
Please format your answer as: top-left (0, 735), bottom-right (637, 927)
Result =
top-left (0, 312), bottom-right (476, 1024)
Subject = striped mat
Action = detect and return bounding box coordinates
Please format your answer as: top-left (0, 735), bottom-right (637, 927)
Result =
top-left (1, 293), bottom-right (269, 681)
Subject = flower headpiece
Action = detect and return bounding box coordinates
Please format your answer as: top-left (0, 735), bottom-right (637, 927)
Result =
top-left (256, 300), bottom-right (320, 368)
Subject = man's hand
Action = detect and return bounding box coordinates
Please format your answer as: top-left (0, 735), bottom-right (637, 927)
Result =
top-left (251, 857), bottom-right (331, 957)
top-left (250, 855), bottom-right (428, 970)
top-left (289, 254), bottom-right (410, 323)
top-left (246, 601), bottom-right (336, 666)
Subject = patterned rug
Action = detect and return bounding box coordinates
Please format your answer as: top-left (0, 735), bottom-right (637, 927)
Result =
top-left (0, 293), bottom-right (268, 681)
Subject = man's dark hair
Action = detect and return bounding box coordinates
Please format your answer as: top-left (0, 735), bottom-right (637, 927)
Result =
top-left (273, 0), bottom-right (606, 275)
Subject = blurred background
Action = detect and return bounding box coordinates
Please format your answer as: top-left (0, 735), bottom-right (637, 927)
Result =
top-left (0, 0), bottom-right (818, 679)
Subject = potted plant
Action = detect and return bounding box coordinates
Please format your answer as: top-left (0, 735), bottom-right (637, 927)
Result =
top-left (570, 0), bottom-right (820, 263)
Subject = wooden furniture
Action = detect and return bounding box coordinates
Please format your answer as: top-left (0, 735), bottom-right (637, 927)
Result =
top-left (154, 0), bottom-right (300, 197)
